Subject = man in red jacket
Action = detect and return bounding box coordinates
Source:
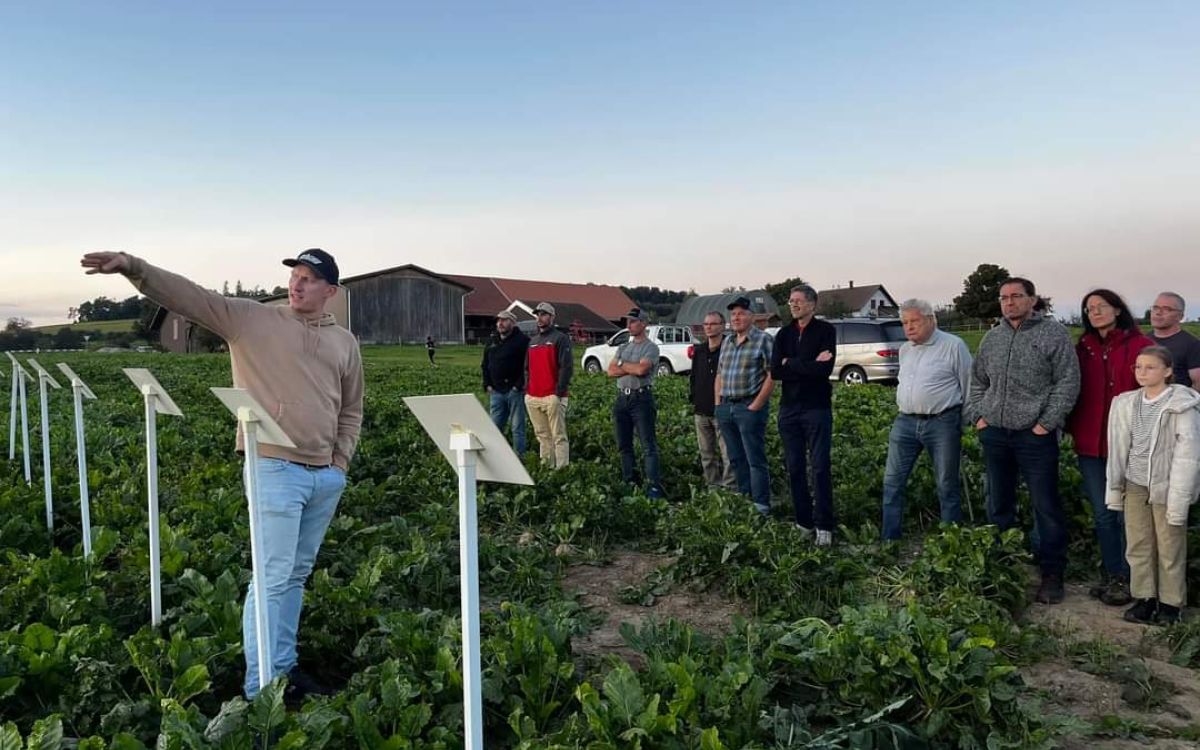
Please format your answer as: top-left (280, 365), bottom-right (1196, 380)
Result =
top-left (1067, 289), bottom-right (1153, 606)
top-left (524, 302), bottom-right (573, 468)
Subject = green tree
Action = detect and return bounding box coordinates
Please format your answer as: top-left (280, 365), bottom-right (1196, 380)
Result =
top-left (953, 264), bottom-right (1010, 322)
top-left (763, 277), bottom-right (809, 309)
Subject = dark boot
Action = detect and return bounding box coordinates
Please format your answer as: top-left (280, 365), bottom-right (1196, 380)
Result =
top-left (1098, 576), bottom-right (1132, 606)
top-left (1154, 603), bottom-right (1181, 626)
top-left (1088, 571), bottom-right (1112, 599)
top-left (1123, 598), bottom-right (1158, 624)
top-left (1036, 573), bottom-right (1064, 604)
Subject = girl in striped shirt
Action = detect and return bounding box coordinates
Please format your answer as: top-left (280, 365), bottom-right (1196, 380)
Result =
top-left (1105, 346), bottom-right (1200, 625)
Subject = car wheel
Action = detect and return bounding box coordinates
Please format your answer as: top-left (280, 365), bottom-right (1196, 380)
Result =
top-left (841, 366), bottom-right (867, 385)
top-left (655, 359), bottom-right (674, 376)
top-left (585, 358), bottom-right (602, 374)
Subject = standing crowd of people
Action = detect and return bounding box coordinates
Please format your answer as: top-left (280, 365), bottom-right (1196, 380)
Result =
top-left (79, 246), bottom-right (1200, 705)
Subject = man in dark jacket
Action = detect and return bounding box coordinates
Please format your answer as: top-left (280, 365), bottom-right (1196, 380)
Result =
top-left (770, 285), bottom-right (837, 544)
top-left (524, 302), bottom-right (574, 468)
top-left (966, 277), bottom-right (1080, 605)
top-left (689, 310), bottom-right (734, 488)
top-left (482, 310), bottom-right (530, 454)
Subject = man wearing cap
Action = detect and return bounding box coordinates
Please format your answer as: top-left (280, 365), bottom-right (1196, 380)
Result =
top-left (607, 307), bottom-right (665, 497)
top-left (525, 302), bottom-right (573, 468)
top-left (80, 249), bottom-right (363, 704)
top-left (714, 295), bottom-right (775, 515)
top-left (482, 310), bottom-right (530, 455)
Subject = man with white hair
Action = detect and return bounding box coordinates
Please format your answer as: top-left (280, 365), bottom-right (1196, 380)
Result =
top-left (881, 299), bottom-right (972, 540)
top-left (1149, 292), bottom-right (1200, 388)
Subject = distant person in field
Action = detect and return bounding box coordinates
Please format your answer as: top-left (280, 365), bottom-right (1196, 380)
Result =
top-left (80, 248), bottom-right (363, 705)
top-left (688, 310), bottom-right (735, 489)
top-left (482, 310), bottom-right (529, 455)
top-left (607, 307), bottom-right (665, 497)
top-left (770, 284), bottom-right (837, 545)
top-left (966, 277), bottom-right (1079, 605)
top-left (880, 299), bottom-right (972, 542)
top-left (714, 295), bottom-right (775, 515)
top-left (1148, 292), bottom-right (1200, 389)
top-left (525, 302), bottom-right (573, 468)
top-left (1066, 289), bottom-right (1152, 607)
top-left (425, 335), bottom-right (437, 367)
top-left (1105, 346), bottom-right (1200, 626)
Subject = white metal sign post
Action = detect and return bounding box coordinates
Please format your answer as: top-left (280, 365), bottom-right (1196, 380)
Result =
top-left (7, 353), bottom-right (33, 485)
top-left (124, 368), bottom-right (183, 627)
top-left (28, 359), bottom-right (63, 532)
top-left (6, 362), bottom-right (15, 461)
top-left (210, 387), bottom-right (297, 692)
top-left (57, 363), bottom-right (97, 558)
top-left (403, 394), bottom-right (534, 750)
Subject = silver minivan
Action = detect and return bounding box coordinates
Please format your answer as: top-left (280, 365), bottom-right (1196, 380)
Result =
top-left (827, 318), bottom-right (904, 384)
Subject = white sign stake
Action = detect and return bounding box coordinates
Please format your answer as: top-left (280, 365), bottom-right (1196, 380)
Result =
top-left (124, 368), bottom-right (183, 627)
top-left (210, 387), bottom-right (297, 692)
top-left (403, 394), bottom-right (534, 750)
top-left (28, 359), bottom-right (62, 532)
top-left (57, 363), bottom-right (97, 559)
top-left (7, 364), bottom-right (16, 461)
top-left (7, 353), bottom-right (33, 485)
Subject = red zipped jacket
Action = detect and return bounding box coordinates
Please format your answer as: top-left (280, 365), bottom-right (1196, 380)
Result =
top-left (1067, 326), bottom-right (1154, 457)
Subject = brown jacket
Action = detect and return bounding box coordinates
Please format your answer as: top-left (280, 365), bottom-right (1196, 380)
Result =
top-left (124, 255), bottom-right (364, 470)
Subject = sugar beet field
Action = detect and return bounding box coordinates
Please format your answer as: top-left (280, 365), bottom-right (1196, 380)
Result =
top-left (4, 347), bottom-right (1200, 748)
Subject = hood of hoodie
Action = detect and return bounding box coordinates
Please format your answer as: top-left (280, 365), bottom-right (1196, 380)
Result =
top-left (1160, 384), bottom-right (1200, 413)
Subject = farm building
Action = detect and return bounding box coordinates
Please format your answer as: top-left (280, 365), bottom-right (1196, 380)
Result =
top-left (446, 274), bottom-right (636, 343)
top-left (815, 282), bottom-right (899, 318)
top-left (675, 291), bottom-right (781, 335)
top-left (504, 301), bottom-right (620, 343)
top-left (154, 264), bottom-right (472, 349)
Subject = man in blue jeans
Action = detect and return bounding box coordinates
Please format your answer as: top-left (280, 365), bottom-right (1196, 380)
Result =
top-left (715, 296), bottom-right (775, 515)
top-left (482, 310), bottom-right (530, 454)
top-left (966, 277), bottom-right (1079, 605)
top-left (770, 285), bottom-right (837, 544)
top-left (881, 299), bottom-right (972, 541)
top-left (608, 308), bottom-right (665, 496)
top-left (82, 248), bottom-right (364, 704)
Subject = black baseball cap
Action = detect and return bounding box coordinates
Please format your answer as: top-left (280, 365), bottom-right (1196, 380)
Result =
top-left (727, 295), bottom-right (753, 311)
top-left (283, 248), bottom-right (340, 285)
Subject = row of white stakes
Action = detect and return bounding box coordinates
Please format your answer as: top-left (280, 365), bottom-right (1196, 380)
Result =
top-left (4, 353), bottom-right (287, 692)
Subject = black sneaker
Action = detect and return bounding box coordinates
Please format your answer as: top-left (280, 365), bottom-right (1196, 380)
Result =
top-left (1154, 603), bottom-right (1181, 626)
top-left (1123, 598), bottom-right (1158, 624)
top-left (1036, 573), bottom-right (1065, 604)
top-left (1098, 576), bottom-right (1133, 606)
top-left (283, 668), bottom-right (332, 709)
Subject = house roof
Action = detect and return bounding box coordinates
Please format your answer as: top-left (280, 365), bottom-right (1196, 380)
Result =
top-left (815, 284), bottom-right (897, 315)
top-left (447, 274), bottom-right (636, 320)
top-left (527, 301), bottom-right (619, 332)
top-left (676, 291), bottom-right (779, 325)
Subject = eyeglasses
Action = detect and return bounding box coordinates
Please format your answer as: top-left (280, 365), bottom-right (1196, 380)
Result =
top-left (1085, 304), bottom-right (1114, 315)
top-left (1151, 306), bottom-right (1182, 314)
top-left (998, 294), bottom-right (1028, 302)
top-left (702, 321), bottom-right (724, 326)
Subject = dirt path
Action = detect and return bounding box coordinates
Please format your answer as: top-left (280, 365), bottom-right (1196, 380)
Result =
top-left (1021, 578), bottom-right (1200, 747)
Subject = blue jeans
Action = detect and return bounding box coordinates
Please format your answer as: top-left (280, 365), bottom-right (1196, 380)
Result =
top-left (979, 426), bottom-right (1067, 576)
top-left (1078, 454), bottom-right (1128, 578)
top-left (242, 458), bottom-right (345, 698)
top-left (613, 390), bottom-right (662, 494)
top-left (489, 388), bottom-right (527, 455)
top-left (881, 408), bottom-right (963, 540)
top-left (715, 400), bottom-right (771, 514)
top-left (778, 405), bottom-right (834, 530)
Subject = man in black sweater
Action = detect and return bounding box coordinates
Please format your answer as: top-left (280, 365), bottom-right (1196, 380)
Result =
top-left (482, 310), bottom-right (531, 454)
top-left (770, 285), bottom-right (837, 544)
top-left (689, 310), bottom-right (735, 488)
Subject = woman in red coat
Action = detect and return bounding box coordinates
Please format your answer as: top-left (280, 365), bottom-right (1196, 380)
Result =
top-left (1067, 288), bottom-right (1153, 605)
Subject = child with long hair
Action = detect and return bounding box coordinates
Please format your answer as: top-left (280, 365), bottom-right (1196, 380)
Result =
top-left (1106, 346), bottom-right (1200, 624)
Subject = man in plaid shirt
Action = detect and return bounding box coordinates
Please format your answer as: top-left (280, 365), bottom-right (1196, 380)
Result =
top-left (714, 295), bottom-right (775, 514)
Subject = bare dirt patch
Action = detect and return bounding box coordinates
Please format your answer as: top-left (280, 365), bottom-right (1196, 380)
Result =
top-left (562, 550), bottom-right (745, 666)
top-left (1020, 579), bottom-right (1200, 745)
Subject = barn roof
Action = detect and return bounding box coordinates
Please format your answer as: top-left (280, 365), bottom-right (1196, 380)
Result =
top-left (447, 274), bottom-right (635, 320)
top-left (676, 291), bottom-right (779, 325)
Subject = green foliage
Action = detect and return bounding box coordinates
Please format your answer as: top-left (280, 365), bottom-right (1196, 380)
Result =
top-left (953, 263), bottom-right (1010, 322)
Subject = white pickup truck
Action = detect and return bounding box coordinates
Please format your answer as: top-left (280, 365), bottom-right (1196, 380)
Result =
top-left (581, 325), bottom-right (697, 376)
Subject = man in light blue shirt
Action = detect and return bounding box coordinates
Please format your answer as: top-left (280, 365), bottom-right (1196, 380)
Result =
top-left (881, 299), bottom-right (972, 540)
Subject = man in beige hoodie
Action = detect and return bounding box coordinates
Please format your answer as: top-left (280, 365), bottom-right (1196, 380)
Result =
top-left (81, 248), bottom-right (363, 703)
